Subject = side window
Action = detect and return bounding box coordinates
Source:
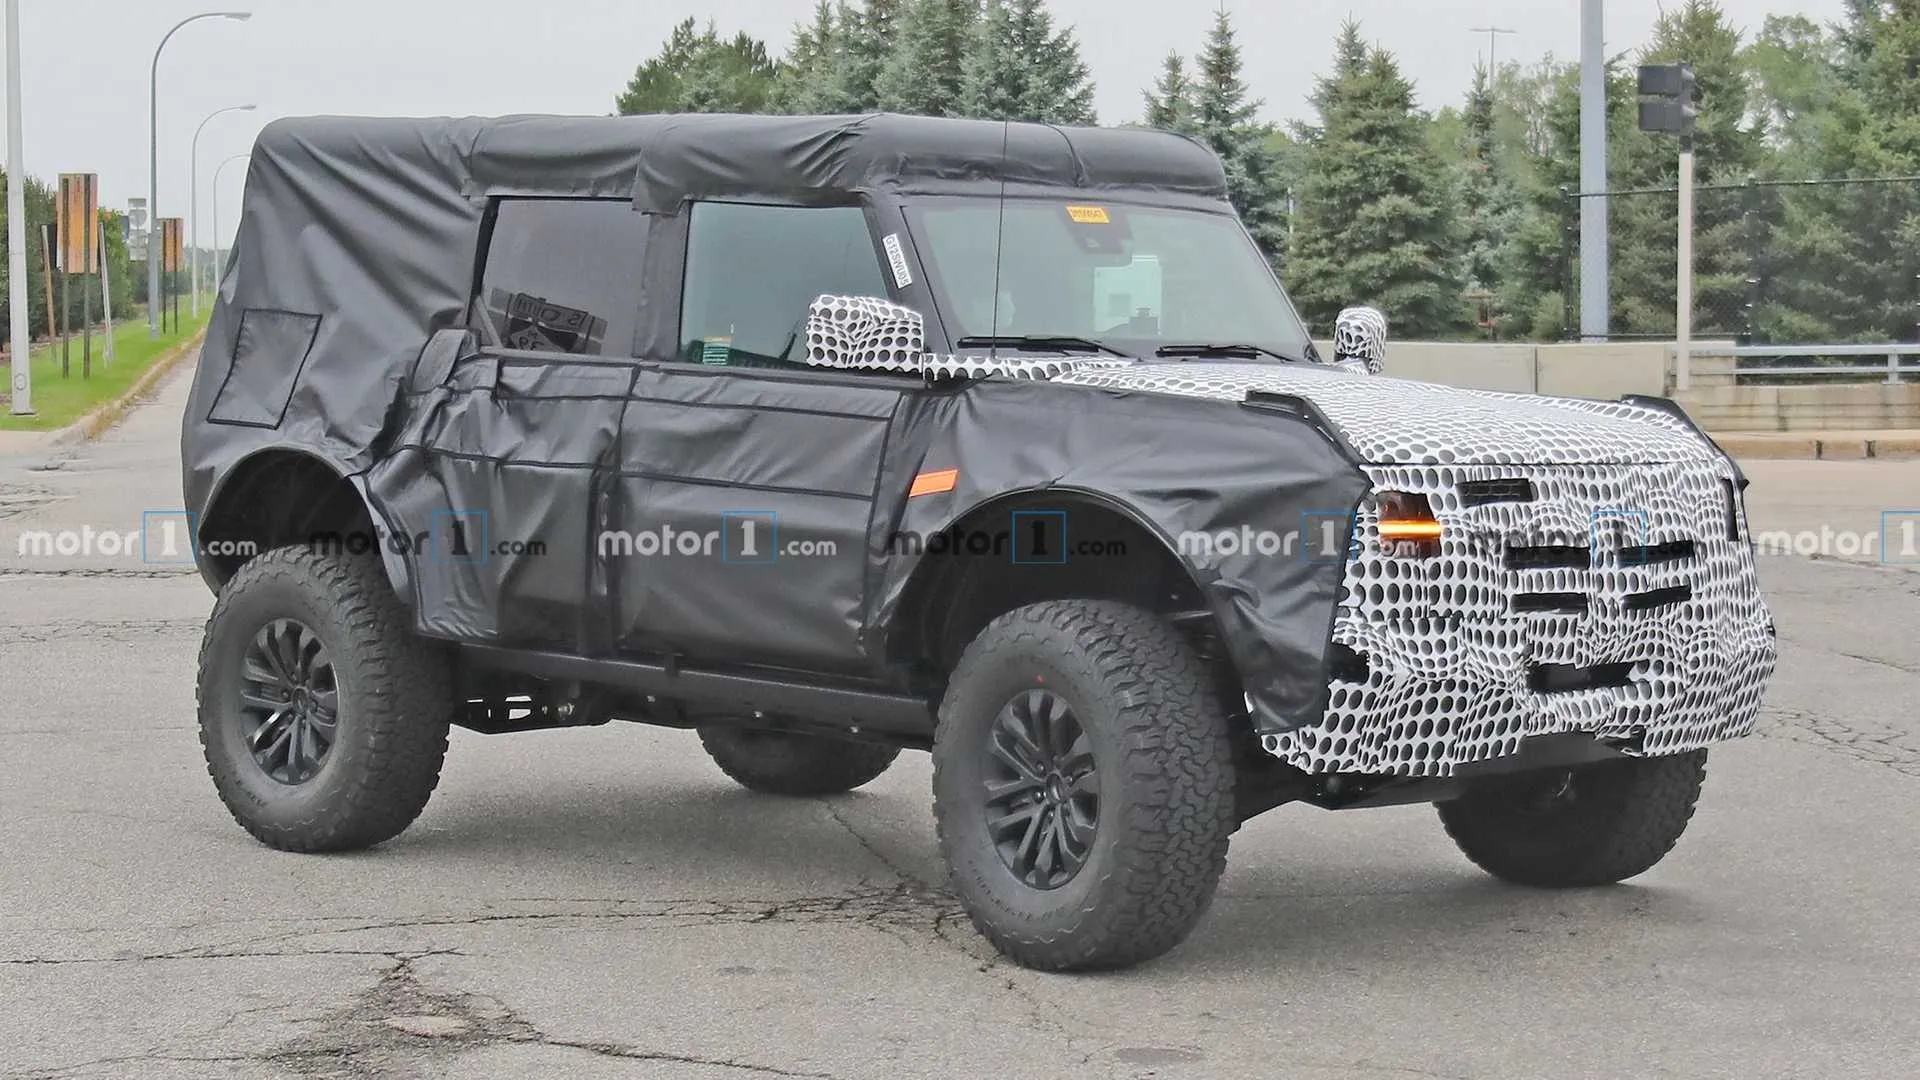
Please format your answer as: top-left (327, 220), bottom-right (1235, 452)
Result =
top-left (679, 202), bottom-right (888, 367)
top-left (479, 199), bottom-right (647, 356)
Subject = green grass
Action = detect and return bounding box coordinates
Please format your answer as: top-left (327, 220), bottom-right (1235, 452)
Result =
top-left (0, 302), bottom-right (213, 431)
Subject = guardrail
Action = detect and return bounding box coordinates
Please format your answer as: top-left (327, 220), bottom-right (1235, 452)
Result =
top-left (1729, 343), bottom-right (1920, 385)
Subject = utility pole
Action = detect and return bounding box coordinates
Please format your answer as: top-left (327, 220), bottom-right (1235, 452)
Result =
top-left (1638, 64), bottom-right (1698, 390)
top-left (1579, 0), bottom-right (1609, 342)
top-left (1469, 25), bottom-right (1517, 74)
top-left (6, 0), bottom-right (31, 415)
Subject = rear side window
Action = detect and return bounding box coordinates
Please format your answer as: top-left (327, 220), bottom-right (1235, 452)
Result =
top-left (479, 199), bottom-right (647, 356)
top-left (679, 202), bottom-right (887, 367)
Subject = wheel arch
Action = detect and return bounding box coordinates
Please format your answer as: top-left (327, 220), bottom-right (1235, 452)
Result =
top-left (882, 486), bottom-right (1247, 705)
top-left (196, 447), bottom-right (409, 602)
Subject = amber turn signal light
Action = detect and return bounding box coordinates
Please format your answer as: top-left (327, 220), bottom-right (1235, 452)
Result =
top-left (1376, 491), bottom-right (1442, 557)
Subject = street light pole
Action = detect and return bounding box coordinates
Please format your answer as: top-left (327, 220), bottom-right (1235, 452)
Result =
top-left (6, 0), bottom-right (31, 414)
top-left (190, 103), bottom-right (255, 318)
top-left (211, 153), bottom-right (249, 295)
top-left (149, 10), bottom-right (252, 337)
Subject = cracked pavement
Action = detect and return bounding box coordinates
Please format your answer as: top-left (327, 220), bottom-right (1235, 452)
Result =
top-left (3, 368), bottom-right (1918, 1079)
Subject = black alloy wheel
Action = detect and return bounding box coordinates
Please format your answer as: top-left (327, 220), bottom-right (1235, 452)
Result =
top-left (241, 618), bottom-right (339, 785)
top-left (983, 689), bottom-right (1098, 890)
top-left (931, 599), bottom-right (1237, 971)
top-left (199, 546), bottom-right (452, 852)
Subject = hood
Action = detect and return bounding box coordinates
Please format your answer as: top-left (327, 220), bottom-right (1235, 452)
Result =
top-left (1051, 362), bottom-right (1719, 467)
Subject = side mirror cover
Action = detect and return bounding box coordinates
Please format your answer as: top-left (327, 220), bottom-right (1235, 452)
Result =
top-left (803, 295), bottom-right (926, 375)
top-left (1332, 306), bottom-right (1389, 375)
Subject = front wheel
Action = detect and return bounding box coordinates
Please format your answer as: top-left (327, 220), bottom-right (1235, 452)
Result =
top-left (197, 546), bottom-right (452, 853)
top-left (932, 600), bottom-right (1237, 972)
top-left (1438, 750), bottom-right (1708, 887)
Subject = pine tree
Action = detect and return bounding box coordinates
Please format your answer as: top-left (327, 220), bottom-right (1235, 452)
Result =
top-left (1455, 63), bottom-right (1526, 335)
top-left (958, 0), bottom-right (1096, 124)
top-left (1289, 22), bottom-right (1468, 338)
top-left (1757, 0), bottom-right (1920, 341)
top-left (1459, 65), bottom-right (1500, 290)
top-left (1606, 0), bottom-right (1767, 338)
top-left (771, 2), bottom-right (841, 114)
top-left (1189, 9), bottom-right (1288, 264)
top-left (875, 0), bottom-right (979, 117)
top-left (614, 19), bottom-right (779, 116)
top-left (1143, 52), bottom-right (1194, 133)
top-left (827, 0), bottom-right (905, 113)
top-left (1495, 59), bottom-right (1590, 340)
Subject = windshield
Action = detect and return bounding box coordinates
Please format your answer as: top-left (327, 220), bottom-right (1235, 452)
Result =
top-left (905, 198), bottom-right (1313, 361)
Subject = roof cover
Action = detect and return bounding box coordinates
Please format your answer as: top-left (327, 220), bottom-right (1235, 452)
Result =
top-left (246, 111), bottom-right (1231, 211)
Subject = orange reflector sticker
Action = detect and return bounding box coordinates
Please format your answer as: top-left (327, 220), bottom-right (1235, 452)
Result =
top-left (910, 468), bottom-right (959, 497)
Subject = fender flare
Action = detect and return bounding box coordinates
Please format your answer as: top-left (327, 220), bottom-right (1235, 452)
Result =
top-left (194, 444), bottom-right (413, 604)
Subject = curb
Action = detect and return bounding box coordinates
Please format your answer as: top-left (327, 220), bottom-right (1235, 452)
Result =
top-left (1715, 432), bottom-right (1920, 461)
top-left (47, 330), bottom-right (207, 447)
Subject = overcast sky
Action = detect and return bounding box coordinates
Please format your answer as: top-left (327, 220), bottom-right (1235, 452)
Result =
top-left (9, 0), bottom-right (1847, 248)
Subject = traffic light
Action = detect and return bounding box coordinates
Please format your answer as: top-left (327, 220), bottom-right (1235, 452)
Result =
top-left (1637, 63), bottom-right (1697, 136)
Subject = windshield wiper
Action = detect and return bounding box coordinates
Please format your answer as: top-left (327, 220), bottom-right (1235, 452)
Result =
top-left (1155, 343), bottom-right (1304, 364)
top-left (956, 335), bottom-right (1131, 358)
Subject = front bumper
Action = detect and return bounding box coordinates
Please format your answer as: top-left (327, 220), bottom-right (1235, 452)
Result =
top-left (1263, 458), bottom-right (1778, 777)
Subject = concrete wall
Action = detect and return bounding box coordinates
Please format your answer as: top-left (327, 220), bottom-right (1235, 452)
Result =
top-left (1673, 383), bottom-right (1920, 432)
top-left (1315, 340), bottom-right (1671, 398)
top-left (1316, 339), bottom-right (1920, 431)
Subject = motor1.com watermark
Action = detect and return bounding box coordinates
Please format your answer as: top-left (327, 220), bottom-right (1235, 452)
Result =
top-left (6, 511), bottom-right (253, 564)
top-left (598, 513), bottom-right (837, 563)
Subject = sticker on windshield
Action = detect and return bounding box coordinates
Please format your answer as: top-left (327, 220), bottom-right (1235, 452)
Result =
top-left (1066, 205), bottom-right (1111, 225)
top-left (882, 233), bottom-right (914, 289)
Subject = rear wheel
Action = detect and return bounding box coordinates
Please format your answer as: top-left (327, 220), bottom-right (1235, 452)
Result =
top-left (197, 546), bottom-right (452, 852)
top-left (698, 725), bottom-right (900, 796)
top-left (1438, 750), bottom-right (1708, 887)
top-left (932, 600), bottom-right (1236, 972)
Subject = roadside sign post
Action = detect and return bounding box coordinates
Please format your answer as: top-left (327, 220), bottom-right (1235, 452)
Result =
top-left (160, 217), bottom-right (185, 335)
top-left (99, 220), bottom-right (114, 362)
top-left (60, 175), bottom-right (100, 378)
top-left (1638, 63), bottom-right (1698, 390)
top-left (38, 223), bottom-right (56, 344)
top-left (59, 238), bottom-right (68, 376)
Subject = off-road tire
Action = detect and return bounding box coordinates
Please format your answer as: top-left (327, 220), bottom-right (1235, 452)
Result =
top-left (932, 600), bottom-right (1236, 972)
top-left (197, 546), bottom-right (452, 852)
top-left (1438, 750), bottom-right (1708, 887)
top-left (698, 726), bottom-right (900, 796)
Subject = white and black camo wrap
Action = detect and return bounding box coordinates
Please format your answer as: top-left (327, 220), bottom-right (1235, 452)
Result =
top-left (803, 295), bottom-right (1131, 381)
top-left (1054, 362), bottom-right (1777, 777)
top-left (1333, 306), bottom-right (1389, 374)
top-left (803, 295), bottom-right (927, 375)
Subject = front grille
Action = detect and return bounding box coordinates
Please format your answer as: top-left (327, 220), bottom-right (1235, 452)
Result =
top-left (1626, 584), bottom-right (1693, 612)
top-left (1458, 478), bottom-right (1537, 507)
top-left (1529, 661), bottom-right (1636, 694)
top-left (1514, 592), bottom-right (1589, 615)
top-left (1508, 545), bottom-right (1590, 571)
top-left (1621, 539), bottom-right (1696, 565)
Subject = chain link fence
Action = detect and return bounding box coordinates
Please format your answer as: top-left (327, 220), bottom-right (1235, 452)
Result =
top-left (1561, 177), bottom-right (1920, 345)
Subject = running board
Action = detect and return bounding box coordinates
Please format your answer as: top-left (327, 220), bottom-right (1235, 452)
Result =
top-left (459, 643), bottom-right (936, 741)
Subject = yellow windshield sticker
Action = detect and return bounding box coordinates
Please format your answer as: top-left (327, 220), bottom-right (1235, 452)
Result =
top-left (1066, 205), bottom-right (1111, 225)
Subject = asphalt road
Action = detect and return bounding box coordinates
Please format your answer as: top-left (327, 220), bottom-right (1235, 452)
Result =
top-left (3, 367), bottom-right (1917, 1080)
